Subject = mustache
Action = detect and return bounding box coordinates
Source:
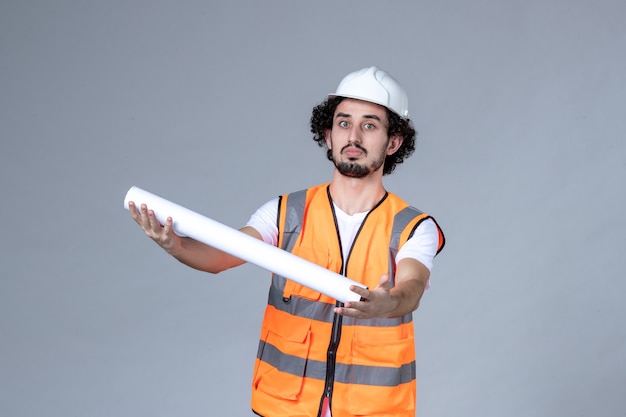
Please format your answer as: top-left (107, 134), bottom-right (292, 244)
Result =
top-left (341, 143), bottom-right (367, 154)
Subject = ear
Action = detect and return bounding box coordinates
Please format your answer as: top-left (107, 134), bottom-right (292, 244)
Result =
top-left (325, 129), bottom-right (332, 149)
top-left (386, 135), bottom-right (403, 155)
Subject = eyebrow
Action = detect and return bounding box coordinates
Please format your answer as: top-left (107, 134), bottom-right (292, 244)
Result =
top-left (335, 112), bottom-right (382, 122)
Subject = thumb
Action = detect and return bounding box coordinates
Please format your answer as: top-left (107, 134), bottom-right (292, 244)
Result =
top-left (377, 274), bottom-right (392, 292)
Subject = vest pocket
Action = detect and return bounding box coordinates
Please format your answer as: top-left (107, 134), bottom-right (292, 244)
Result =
top-left (253, 314), bottom-right (312, 401)
top-left (282, 279), bottom-right (321, 301)
top-left (346, 382), bottom-right (415, 416)
top-left (346, 335), bottom-right (416, 414)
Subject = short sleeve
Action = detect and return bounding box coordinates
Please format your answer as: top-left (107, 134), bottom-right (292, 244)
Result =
top-left (396, 218), bottom-right (439, 272)
top-left (245, 197), bottom-right (279, 246)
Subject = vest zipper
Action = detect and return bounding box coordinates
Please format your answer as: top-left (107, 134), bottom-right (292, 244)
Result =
top-left (318, 302), bottom-right (343, 417)
top-left (317, 187), bottom-right (388, 416)
top-left (318, 187), bottom-right (347, 417)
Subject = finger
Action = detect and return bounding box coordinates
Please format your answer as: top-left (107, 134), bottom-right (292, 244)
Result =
top-left (139, 204), bottom-right (150, 223)
top-left (335, 306), bottom-right (366, 319)
top-left (344, 300), bottom-right (367, 311)
top-left (147, 209), bottom-right (163, 231)
top-left (377, 274), bottom-right (392, 291)
top-left (145, 207), bottom-right (161, 231)
top-left (162, 217), bottom-right (174, 235)
top-left (135, 204), bottom-right (152, 229)
top-left (128, 201), bottom-right (140, 222)
top-left (350, 285), bottom-right (370, 299)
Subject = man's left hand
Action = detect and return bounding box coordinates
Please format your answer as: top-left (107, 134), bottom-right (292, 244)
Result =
top-left (334, 274), bottom-right (398, 319)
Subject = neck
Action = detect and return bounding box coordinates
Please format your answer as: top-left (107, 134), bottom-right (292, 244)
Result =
top-left (328, 170), bottom-right (386, 215)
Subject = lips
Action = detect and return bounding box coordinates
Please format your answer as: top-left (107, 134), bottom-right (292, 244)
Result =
top-left (342, 145), bottom-right (366, 158)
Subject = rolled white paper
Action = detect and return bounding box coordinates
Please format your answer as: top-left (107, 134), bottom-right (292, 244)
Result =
top-left (124, 186), bottom-right (365, 302)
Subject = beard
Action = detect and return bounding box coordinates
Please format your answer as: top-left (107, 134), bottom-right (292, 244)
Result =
top-left (333, 143), bottom-right (386, 178)
top-left (334, 161), bottom-right (372, 178)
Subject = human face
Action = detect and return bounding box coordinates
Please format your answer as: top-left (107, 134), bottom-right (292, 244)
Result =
top-left (325, 99), bottom-right (402, 178)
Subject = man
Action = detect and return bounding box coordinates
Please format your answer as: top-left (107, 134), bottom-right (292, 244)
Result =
top-left (128, 66), bottom-right (445, 417)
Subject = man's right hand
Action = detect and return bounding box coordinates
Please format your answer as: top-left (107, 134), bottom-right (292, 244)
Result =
top-left (127, 201), bottom-right (258, 273)
top-left (127, 201), bottom-right (181, 254)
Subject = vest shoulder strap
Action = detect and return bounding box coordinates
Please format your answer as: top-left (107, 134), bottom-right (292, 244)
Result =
top-left (277, 188), bottom-right (308, 252)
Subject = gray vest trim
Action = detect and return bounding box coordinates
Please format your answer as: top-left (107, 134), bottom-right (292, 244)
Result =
top-left (280, 188), bottom-right (307, 253)
top-left (257, 341), bottom-right (416, 387)
top-left (267, 282), bottom-right (412, 326)
top-left (388, 206), bottom-right (424, 286)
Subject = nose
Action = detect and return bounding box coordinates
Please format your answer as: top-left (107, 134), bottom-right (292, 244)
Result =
top-left (347, 125), bottom-right (362, 143)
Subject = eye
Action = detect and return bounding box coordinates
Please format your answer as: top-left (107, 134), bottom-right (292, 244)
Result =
top-left (364, 123), bottom-right (376, 130)
top-left (338, 120), bottom-right (349, 128)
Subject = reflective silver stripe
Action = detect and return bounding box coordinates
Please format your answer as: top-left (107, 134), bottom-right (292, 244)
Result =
top-left (257, 341), bottom-right (415, 386)
top-left (280, 188), bottom-right (307, 253)
top-left (269, 273), bottom-right (287, 295)
top-left (257, 340), bottom-right (315, 379)
top-left (267, 283), bottom-right (412, 326)
top-left (388, 206), bottom-right (425, 286)
top-left (335, 359), bottom-right (416, 387)
top-left (269, 189), bottom-right (307, 298)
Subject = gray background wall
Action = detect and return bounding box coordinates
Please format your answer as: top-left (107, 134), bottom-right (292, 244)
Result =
top-left (1, 1), bottom-right (624, 416)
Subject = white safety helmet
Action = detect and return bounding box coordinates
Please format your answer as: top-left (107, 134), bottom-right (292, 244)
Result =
top-left (329, 66), bottom-right (409, 118)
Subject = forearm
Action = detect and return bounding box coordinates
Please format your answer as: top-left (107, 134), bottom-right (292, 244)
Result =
top-left (388, 276), bottom-right (428, 317)
top-left (166, 226), bottom-right (261, 274)
top-left (166, 237), bottom-right (243, 273)
top-left (384, 257), bottom-right (430, 317)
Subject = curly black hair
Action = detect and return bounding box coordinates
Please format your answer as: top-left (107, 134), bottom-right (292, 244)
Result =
top-left (309, 96), bottom-right (417, 175)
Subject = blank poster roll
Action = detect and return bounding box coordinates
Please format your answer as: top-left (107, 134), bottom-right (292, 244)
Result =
top-left (124, 186), bottom-right (364, 302)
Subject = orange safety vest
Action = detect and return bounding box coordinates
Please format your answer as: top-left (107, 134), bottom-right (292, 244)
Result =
top-left (251, 184), bottom-right (445, 417)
